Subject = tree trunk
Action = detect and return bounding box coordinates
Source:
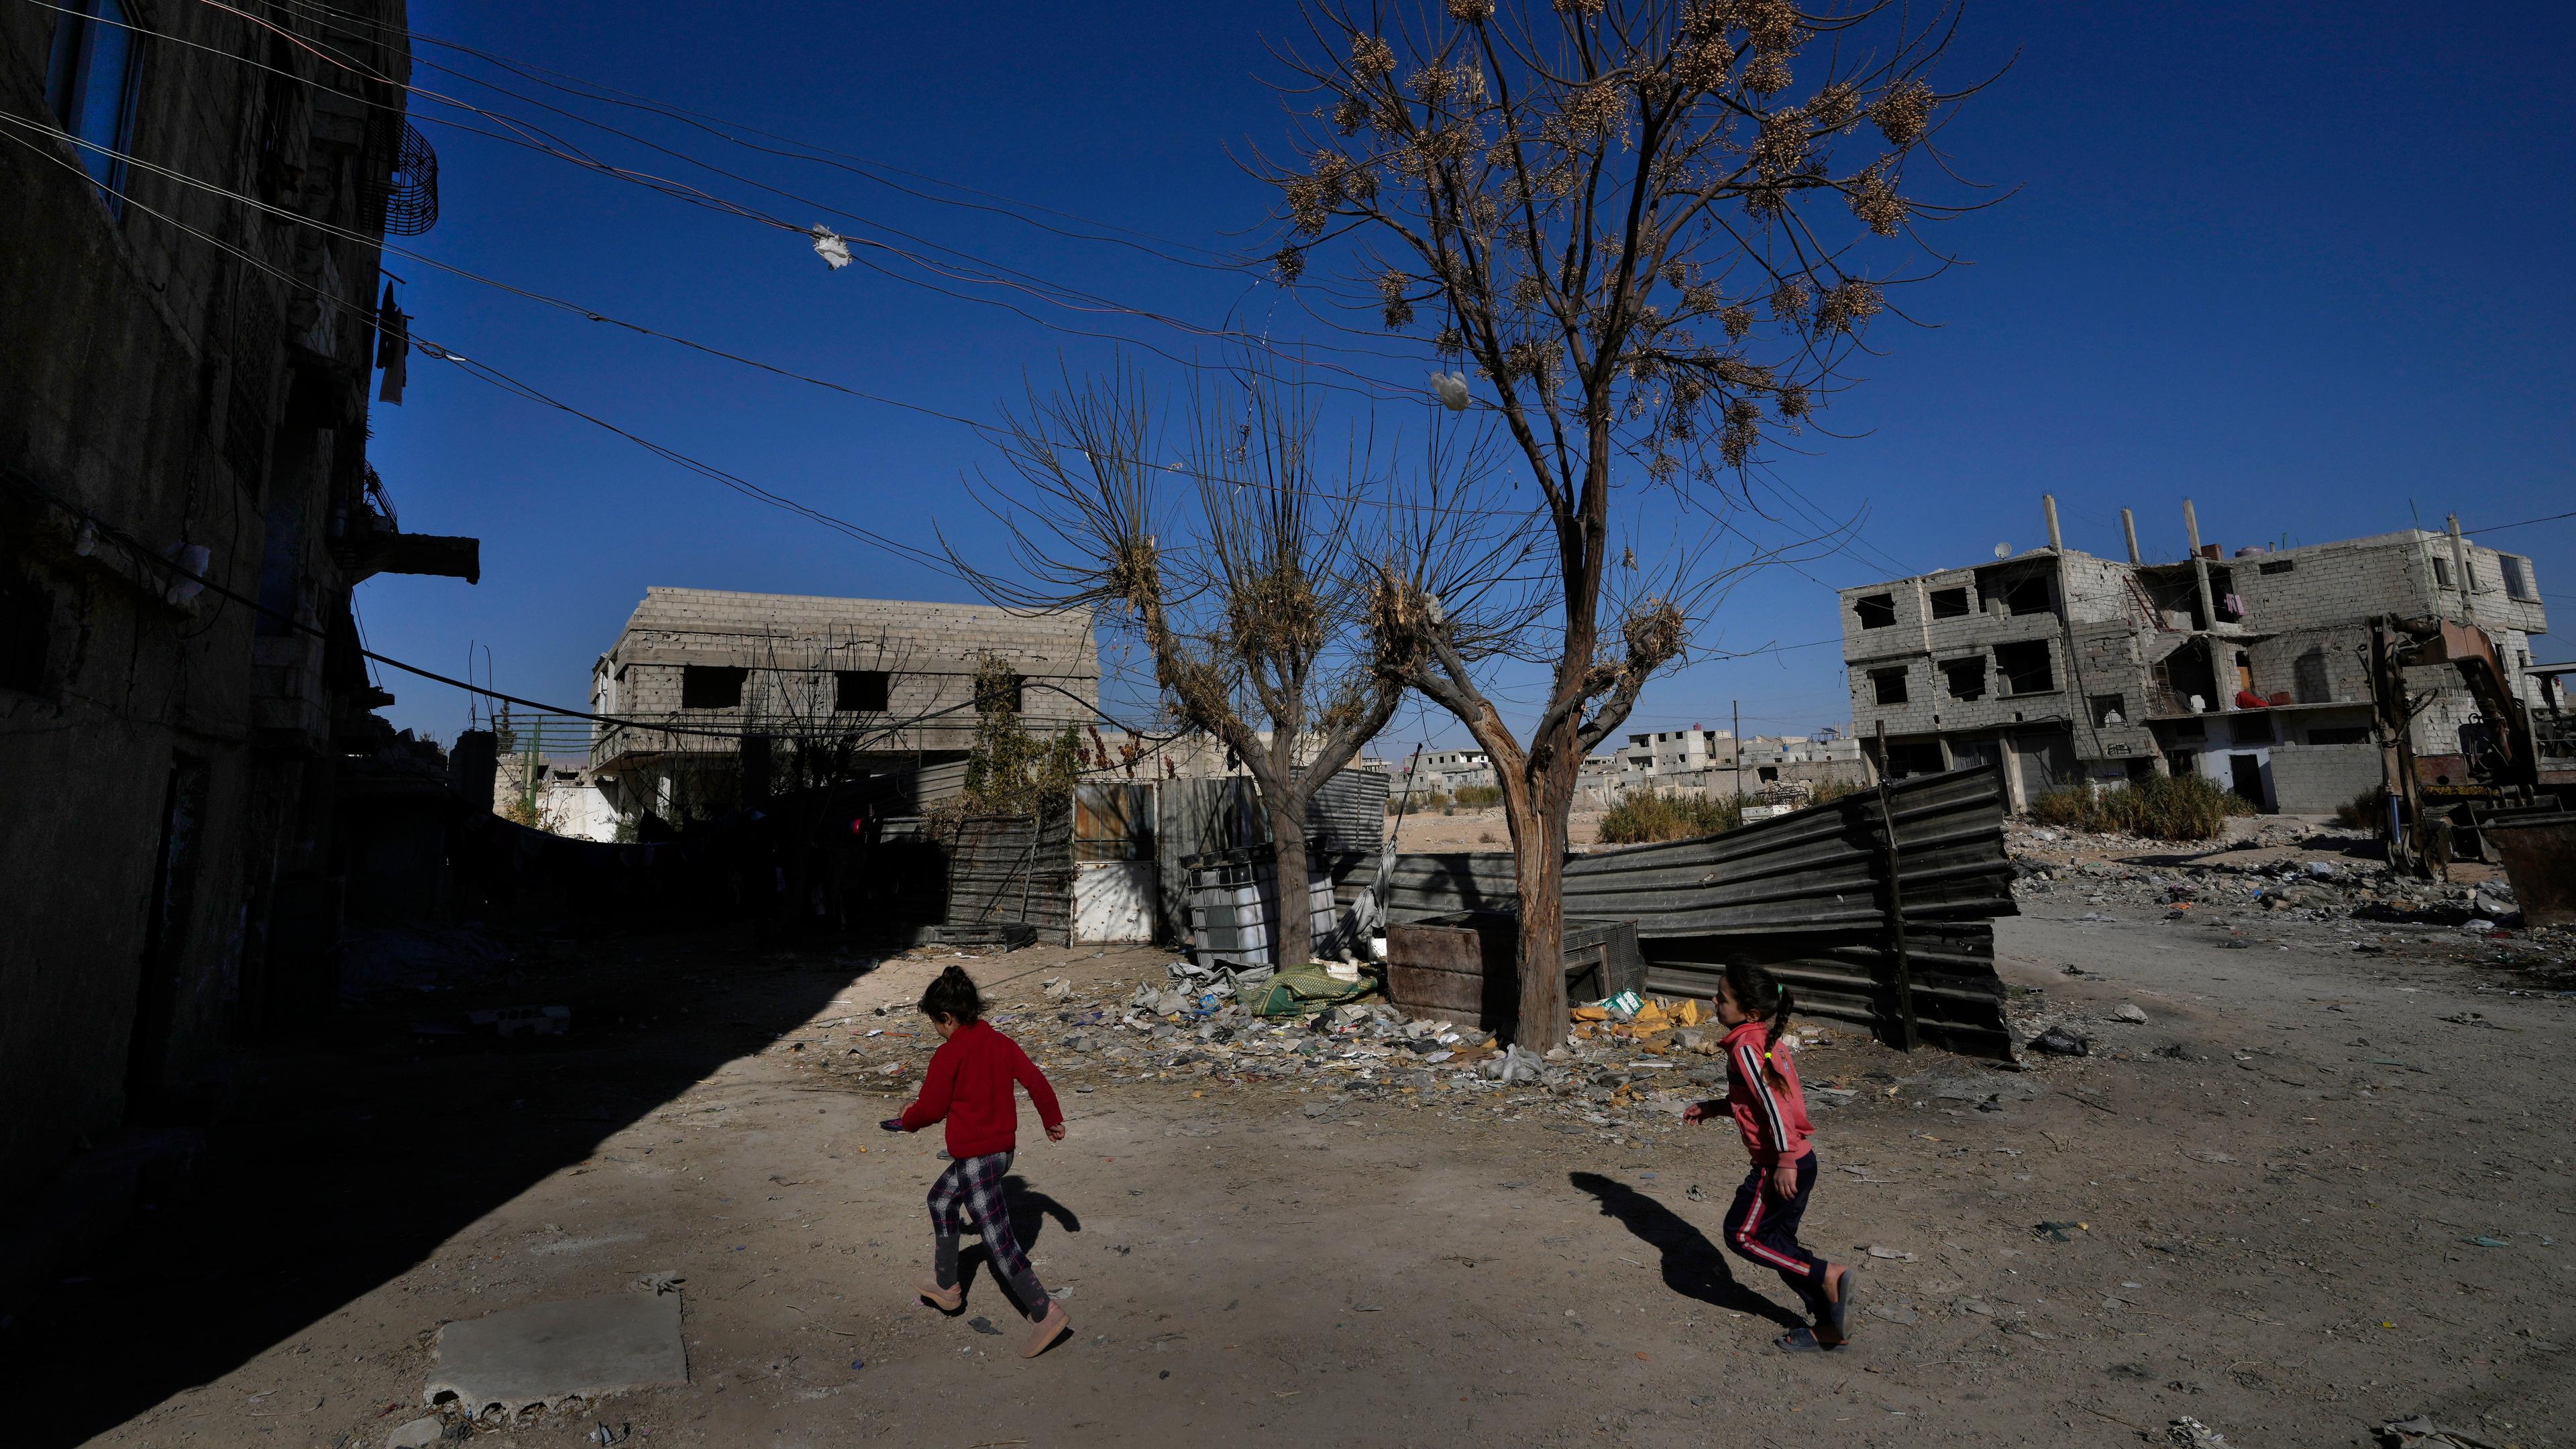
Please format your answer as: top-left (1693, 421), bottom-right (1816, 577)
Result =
top-left (1507, 731), bottom-right (1582, 1049)
top-left (1265, 790), bottom-right (1316, 969)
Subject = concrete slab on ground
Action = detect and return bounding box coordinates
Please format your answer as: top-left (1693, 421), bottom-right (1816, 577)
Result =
top-left (425, 1291), bottom-right (688, 1415)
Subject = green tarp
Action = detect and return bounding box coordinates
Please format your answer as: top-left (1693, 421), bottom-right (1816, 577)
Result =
top-left (1240, 963), bottom-right (1379, 1018)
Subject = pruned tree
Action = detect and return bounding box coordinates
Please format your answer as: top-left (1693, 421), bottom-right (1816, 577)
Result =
top-left (951, 365), bottom-right (1410, 968)
top-left (1263, 0), bottom-right (1987, 1044)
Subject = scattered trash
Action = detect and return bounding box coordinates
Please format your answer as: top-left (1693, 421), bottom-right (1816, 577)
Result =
top-left (2168, 1417), bottom-right (2229, 1446)
top-left (635, 1271), bottom-right (683, 1295)
top-left (1864, 1245), bottom-right (1915, 1261)
top-left (968, 1316), bottom-right (1006, 1336)
top-left (848, 1358), bottom-right (865, 1372)
top-left (2112, 1004), bottom-right (2149, 1024)
top-left (2438, 1012), bottom-right (2502, 1029)
top-left (1042, 977), bottom-right (1074, 1002)
top-left (2463, 1235), bottom-right (2510, 1248)
top-left (2031, 1026), bottom-right (2090, 1057)
top-left (1684, 1183), bottom-right (1707, 1201)
top-left (588, 1423), bottom-right (631, 1446)
top-left (2033, 1220), bottom-right (2087, 1242)
top-left (2380, 1415), bottom-right (2506, 1448)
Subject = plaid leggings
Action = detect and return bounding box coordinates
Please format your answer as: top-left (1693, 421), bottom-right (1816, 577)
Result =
top-left (927, 1151), bottom-right (1044, 1305)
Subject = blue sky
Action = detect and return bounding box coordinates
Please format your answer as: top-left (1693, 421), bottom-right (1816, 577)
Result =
top-left (356, 0), bottom-right (2576, 753)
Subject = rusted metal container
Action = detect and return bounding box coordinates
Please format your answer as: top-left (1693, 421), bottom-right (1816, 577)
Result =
top-left (2485, 812), bottom-right (2576, 926)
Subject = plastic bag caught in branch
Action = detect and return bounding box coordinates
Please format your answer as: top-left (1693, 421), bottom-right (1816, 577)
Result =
top-left (1429, 370), bottom-right (1472, 411)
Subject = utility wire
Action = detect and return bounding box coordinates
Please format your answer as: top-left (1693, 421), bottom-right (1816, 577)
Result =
top-left (0, 111), bottom-right (1536, 525)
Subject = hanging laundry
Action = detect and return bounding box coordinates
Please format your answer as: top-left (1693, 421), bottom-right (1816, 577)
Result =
top-left (810, 225), bottom-right (852, 270)
top-left (1428, 370), bottom-right (1471, 411)
top-left (374, 282), bottom-right (409, 405)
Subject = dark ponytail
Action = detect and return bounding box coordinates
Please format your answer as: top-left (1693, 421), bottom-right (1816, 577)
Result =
top-left (1723, 959), bottom-right (1794, 1087)
top-left (918, 965), bottom-right (983, 1026)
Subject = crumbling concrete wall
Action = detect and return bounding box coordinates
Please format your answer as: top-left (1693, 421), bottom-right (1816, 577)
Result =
top-left (0, 0), bottom-right (419, 1217)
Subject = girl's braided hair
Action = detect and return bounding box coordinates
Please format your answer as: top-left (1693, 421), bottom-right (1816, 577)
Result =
top-left (1722, 959), bottom-right (1794, 1087)
top-left (918, 964), bottom-right (984, 1025)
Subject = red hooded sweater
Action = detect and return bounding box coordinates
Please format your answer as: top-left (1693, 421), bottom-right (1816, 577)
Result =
top-left (898, 1019), bottom-right (1063, 1160)
top-left (1722, 1018), bottom-right (1815, 1167)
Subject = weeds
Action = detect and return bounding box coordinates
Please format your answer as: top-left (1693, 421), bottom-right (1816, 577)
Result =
top-left (2028, 773), bottom-right (2255, 842)
top-left (1451, 784), bottom-right (1505, 808)
top-left (1599, 790), bottom-right (1756, 845)
top-left (2332, 788), bottom-right (2385, 830)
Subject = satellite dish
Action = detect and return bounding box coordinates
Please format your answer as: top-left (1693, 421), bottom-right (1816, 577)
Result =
top-left (1993, 542), bottom-right (2011, 559)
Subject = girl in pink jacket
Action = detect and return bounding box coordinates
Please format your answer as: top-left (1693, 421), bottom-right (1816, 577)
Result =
top-left (1685, 961), bottom-right (1854, 1350)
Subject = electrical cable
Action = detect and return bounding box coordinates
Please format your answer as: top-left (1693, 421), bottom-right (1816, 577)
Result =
top-left (4, 464), bottom-right (1179, 751)
top-left (0, 111), bottom-right (1536, 524)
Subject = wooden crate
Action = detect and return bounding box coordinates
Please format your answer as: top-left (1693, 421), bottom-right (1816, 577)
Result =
top-left (1386, 912), bottom-right (1643, 1036)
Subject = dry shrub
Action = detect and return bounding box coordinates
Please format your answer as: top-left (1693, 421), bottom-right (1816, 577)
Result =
top-left (2332, 788), bottom-right (2385, 830)
top-left (1599, 790), bottom-right (1750, 845)
top-left (2029, 774), bottom-right (2253, 843)
top-left (1451, 784), bottom-right (1505, 808)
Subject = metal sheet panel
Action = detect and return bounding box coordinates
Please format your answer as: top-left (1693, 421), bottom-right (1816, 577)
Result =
top-left (1073, 861), bottom-right (1158, 942)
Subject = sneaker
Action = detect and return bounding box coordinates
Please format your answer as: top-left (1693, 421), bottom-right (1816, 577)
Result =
top-left (1018, 1300), bottom-right (1069, 1358)
top-left (916, 1274), bottom-right (961, 1313)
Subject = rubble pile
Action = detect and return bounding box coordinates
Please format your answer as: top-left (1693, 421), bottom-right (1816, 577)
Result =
top-left (996, 961), bottom-right (1896, 1142)
top-left (2006, 818), bottom-right (2575, 990)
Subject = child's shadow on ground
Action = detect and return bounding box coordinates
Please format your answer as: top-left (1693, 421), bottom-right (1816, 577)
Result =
top-left (959, 1176), bottom-right (1081, 1316)
top-left (1568, 1172), bottom-right (1802, 1328)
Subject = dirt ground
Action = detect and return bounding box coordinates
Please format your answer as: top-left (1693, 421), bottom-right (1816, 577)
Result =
top-left (1394, 802), bottom-right (1609, 852)
top-left (13, 832), bottom-right (2574, 1448)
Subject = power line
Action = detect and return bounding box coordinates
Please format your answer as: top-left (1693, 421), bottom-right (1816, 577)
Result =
top-left (2463, 506), bottom-right (2576, 537)
top-left (0, 111), bottom-right (1540, 529)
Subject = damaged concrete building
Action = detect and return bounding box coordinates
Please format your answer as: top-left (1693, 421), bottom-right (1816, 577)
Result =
top-left (587, 587), bottom-right (1099, 833)
top-left (1, 0), bottom-right (478, 1230)
top-left (1840, 500), bottom-right (2552, 814)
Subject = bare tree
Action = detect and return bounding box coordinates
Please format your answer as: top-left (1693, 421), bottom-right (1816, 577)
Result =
top-left (953, 365), bottom-right (1410, 969)
top-left (1265, 0), bottom-right (1987, 1044)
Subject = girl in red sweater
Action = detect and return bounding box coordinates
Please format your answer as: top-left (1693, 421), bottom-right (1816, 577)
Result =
top-left (880, 965), bottom-right (1070, 1358)
top-left (1684, 961), bottom-right (1854, 1351)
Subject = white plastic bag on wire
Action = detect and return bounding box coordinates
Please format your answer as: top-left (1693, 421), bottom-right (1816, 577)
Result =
top-left (810, 225), bottom-right (852, 270)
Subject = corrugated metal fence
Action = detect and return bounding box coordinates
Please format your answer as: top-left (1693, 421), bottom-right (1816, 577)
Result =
top-left (1382, 765), bottom-right (2019, 1058)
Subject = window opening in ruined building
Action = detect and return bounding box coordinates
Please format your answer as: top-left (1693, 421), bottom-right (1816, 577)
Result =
top-left (835, 669), bottom-right (890, 712)
top-left (2165, 749), bottom-right (2196, 779)
top-left (0, 565), bottom-right (51, 695)
top-left (2502, 555), bottom-right (2537, 601)
top-left (2431, 556), bottom-right (2453, 588)
top-left (1870, 666), bottom-right (1909, 705)
top-left (1929, 587), bottom-right (1970, 619)
top-left (1853, 593), bottom-right (1896, 629)
top-left (1756, 765), bottom-right (1779, 783)
top-left (2307, 724), bottom-right (2369, 746)
top-left (681, 665), bottom-right (746, 709)
top-left (2090, 694), bottom-right (2127, 727)
top-left (2231, 711), bottom-right (2275, 745)
top-left (2209, 567), bottom-right (2242, 622)
top-left (46, 0), bottom-right (141, 206)
top-left (1993, 640), bottom-right (2055, 695)
top-left (1885, 741), bottom-right (1945, 778)
top-left (1939, 656), bottom-right (1986, 701)
top-left (2259, 558), bottom-right (2296, 576)
top-left (2293, 650), bottom-right (2331, 704)
top-left (2168, 716), bottom-right (2206, 741)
